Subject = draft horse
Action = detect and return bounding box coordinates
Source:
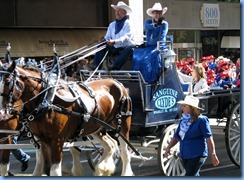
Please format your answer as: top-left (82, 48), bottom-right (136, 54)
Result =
top-left (0, 60), bottom-right (134, 176)
top-left (0, 98), bottom-right (57, 176)
top-left (0, 99), bottom-right (24, 176)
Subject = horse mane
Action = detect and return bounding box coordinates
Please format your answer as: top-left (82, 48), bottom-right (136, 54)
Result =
top-left (21, 65), bottom-right (42, 73)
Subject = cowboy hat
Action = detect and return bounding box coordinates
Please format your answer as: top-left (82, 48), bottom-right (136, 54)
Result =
top-left (177, 95), bottom-right (204, 110)
top-left (146, 3), bottom-right (167, 17)
top-left (215, 56), bottom-right (224, 62)
top-left (111, 1), bottom-right (132, 15)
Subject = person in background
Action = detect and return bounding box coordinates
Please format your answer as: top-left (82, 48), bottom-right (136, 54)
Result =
top-left (233, 72), bottom-right (240, 88)
top-left (206, 69), bottom-right (216, 86)
top-left (11, 136), bottom-right (30, 172)
top-left (133, 2), bottom-right (168, 83)
top-left (164, 95), bottom-right (219, 176)
top-left (178, 64), bottom-right (209, 94)
top-left (92, 1), bottom-right (135, 70)
top-left (207, 55), bottom-right (217, 73)
top-left (235, 57), bottom-right (240, 75)
top-left (217, 71), bottom-right (233, 89)
top-left (201, 57), bottom-right (209, 72)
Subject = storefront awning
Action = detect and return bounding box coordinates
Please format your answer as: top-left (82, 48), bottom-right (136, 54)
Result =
top-left (221, 36), bottom-right (240, 48)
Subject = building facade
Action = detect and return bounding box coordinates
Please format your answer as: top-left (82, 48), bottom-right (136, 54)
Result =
top-left (0, 0), bottom-right (240, 62)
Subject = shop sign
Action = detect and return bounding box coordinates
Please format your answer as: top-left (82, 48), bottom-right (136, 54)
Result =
top-left (200, 4), bottom-right (220, 27)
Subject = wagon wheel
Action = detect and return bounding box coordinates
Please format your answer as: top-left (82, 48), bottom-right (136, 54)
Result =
top-left (157, 124), bottom-right (185, 176)
top-left (86, 147), bottom-right (121, 171)
top-left (225, 103), bottom-right (240, 166)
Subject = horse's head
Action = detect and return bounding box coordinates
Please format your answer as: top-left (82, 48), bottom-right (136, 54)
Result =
top-left (0, 60), bottom-right (19, 120)
top-left (0, 60), bottom-right (43, 120)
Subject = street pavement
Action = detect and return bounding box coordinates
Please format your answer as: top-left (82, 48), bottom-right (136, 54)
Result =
top-left (3, 133), bottom-right (241, 178)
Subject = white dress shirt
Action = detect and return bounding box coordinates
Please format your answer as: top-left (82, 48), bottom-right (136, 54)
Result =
top-left (104, 19), bottom-right (135, 48)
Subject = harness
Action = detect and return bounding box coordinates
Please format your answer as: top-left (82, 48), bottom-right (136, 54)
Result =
top-left (0, 63), bottom-right (132, 149)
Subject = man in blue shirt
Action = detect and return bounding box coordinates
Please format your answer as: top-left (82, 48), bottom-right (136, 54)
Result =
top-left (92, 1), bottom-right (135, 70)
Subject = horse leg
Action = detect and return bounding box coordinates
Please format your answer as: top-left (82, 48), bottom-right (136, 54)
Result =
top-left (119, 112), bottom-right (134, 176)
top-left (0, 149), bottom-right (10, 176)
top-left (69, 147), bottom-right (84, 176)
top-left (48, 141), bottom-right (64, 176)
top-left (118, 136), bottom-right (134, 176)
top-left (92, 132), bottom-right (117, 176)
top-left (43, 143), bottom-right (51, 176)
top-left (32, 146), bottom-right (45, 176)
top-left (32, 141), bottom-right (52, 176)
top-left (0, 137), bottom-right (13, 176)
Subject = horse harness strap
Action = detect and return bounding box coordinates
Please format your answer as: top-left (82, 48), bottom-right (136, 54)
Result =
top-left (67, 83), bottom-right (87, 112)
top-left (49, 104), bottom-right (141, 157)
top-left (51, 82), bottom-right (96, 138)
top-left (51, 81), bottom-right (131, 140)
top-left (114, 79), bottom-right (132, 117)
top-left (77, 82), bottom-right (95, 98)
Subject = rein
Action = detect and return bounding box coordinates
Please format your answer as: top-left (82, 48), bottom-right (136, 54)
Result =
top-left (49, 103), bottom-right (139, 156)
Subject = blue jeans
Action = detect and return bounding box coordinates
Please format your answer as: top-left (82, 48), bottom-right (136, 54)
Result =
top-left (93, 45), bottom-right (133, 69)
top-left (182, 156), bottom-right (207, 176)
top-left (11, 136), bottom-right (30, 163)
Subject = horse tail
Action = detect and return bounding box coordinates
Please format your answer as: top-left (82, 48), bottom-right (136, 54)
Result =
top-left (113, 79), bottom-right (132, 117)
top-left (122, 87), bottom-right (132, 117)
top-left (118, 83), bottom-right (132, 141)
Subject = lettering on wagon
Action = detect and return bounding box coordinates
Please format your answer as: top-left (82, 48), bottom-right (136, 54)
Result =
top-left (153, 88), bottom-right (178, 110)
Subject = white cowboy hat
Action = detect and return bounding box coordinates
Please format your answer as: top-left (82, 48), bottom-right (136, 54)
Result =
top-left (215, 56), bottom-right (224, 62)
top-left (223, 57), bottom-right (230, 62)
top-left (177, 95), bottom-right (204, 110)
top-left (111, 1), bottom-right (132, 15)
top-left (146, 3), bottom-right (167, 17)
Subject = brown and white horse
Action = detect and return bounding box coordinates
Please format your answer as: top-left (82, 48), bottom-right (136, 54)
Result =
top-left (0, 102), bottom-right (88, 176)
top-left (0, 61), bottom-right (134, 176)
top-left (0, 99), bottom-right (23, 176)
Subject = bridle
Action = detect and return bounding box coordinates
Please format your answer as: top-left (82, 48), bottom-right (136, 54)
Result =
top-left (0, 69), bottom-right (18, 112)
top-left (0, 67), bottom-right (48, 121)
top-left (0, 65), bottom-right (54, 148)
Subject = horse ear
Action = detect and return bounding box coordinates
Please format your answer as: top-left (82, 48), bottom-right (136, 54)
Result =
top-left (7, 60), bottom-right (16, 73)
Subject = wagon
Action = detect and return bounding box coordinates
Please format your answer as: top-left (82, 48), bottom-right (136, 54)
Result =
top-left (79, 41), bottom-right (240, 176)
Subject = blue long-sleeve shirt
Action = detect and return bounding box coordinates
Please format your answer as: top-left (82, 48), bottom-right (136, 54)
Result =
top-left (174, 116), bottom-right (212, 159)
top-left (144, 19), bottom-right (168, 49)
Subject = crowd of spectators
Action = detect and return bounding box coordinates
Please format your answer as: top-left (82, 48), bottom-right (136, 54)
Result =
top-left (176, 55), bottom-right (240, 89)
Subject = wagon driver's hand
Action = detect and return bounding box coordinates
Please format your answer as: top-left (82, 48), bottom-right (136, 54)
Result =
top-left (211, 153), bottom-right (220, 166)
top-left (107, 39), bottom-right (115, 46)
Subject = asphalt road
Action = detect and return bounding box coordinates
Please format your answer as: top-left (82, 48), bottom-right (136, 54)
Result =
top-left (4, 132), bottom-right (241, 178)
